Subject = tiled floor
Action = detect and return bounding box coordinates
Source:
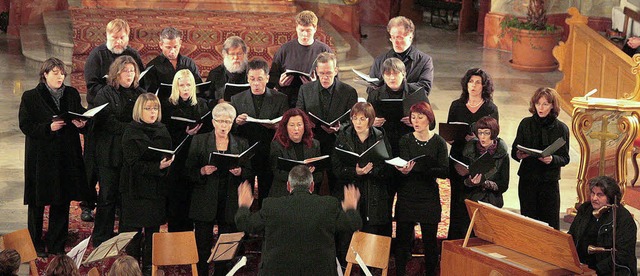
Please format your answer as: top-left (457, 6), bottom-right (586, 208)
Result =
top-left (0, 17), bottom-right (637, 237)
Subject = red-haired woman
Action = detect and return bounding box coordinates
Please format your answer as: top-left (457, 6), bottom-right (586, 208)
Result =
top-left (512, 87), bottom-right (569, 230)
top-left (394, 102), bottom-right (448, 276)
top-left (269, 108), bottom-right (323, 197)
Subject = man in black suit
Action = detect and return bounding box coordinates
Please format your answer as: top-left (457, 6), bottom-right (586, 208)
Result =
top-left (206, 36), bottom-right (249, 105)
top-left (232, 58), bottom-right (288, 205)
top-left (296, 52), bottom-right (357, 195)
top-left (235, 165), bottom-right (362, 275)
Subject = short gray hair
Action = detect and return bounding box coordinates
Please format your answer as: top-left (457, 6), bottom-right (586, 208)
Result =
top-left (212, 102), bottom-right (236, 121)
top-left (288, 165), bottom-right (313, 190)
top-left (159, 27), bottom-right (182, 40)
top-left (222, 36), bottom-right (247, 55)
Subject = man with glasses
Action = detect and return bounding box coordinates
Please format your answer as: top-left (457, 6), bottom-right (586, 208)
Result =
top-left (145, 27), bottom-right (203, 103)
top-left (368, 16), bottom-right (433, 95)
top-left (296, 52), bottom-right (357, 196)
top-left (206, 36), bottom-right (249, 106)
top-left (82, 18), bottom-right (144, 223)
top-left (269, 10), bottom-right (332, 108)
top-left (232, 58), bottom-right (288, 205)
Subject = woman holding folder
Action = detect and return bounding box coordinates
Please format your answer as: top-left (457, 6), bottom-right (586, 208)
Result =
top-left (162, 69), bottom-right (211, 232)
top-left (19, 57), bottom-right (89, 256)
top-left (269, 108), bottom-right (324, 197)
top-left (456, 116), bottom-right (509, 208)
top-left (332, 102), bottom-right (393, 235)
top-left (512, 87), bottom-right (570, 230)
top-left (184, 102), bottom-right (253, 276)
top-left (120, 93), bottom-right (173, 274)
top-left (91, 55), bottom-right (146, 248)
top-left (446, 68), bottom-right (499, 240)
top-left (394, 102), bottom-right (448, 276)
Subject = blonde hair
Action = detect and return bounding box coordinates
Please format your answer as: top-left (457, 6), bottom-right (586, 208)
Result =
top-left (169, 69), bottom-right (198, 106)
top-left (107, 255), bottom-right (143, 276)
top-left (106, 18), bottom-right (130, 35)
top-left (295, 10), bottom-right (318, 28)
top-left (107, 56), bottom-right (140, 89)
top-left (132, 93), bottom-right (162, 123)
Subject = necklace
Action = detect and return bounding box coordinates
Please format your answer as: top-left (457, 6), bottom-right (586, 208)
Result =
top-left (415, 138), bottom-right (429, 147)
top-left (466, 100), bottom-right (484, 108)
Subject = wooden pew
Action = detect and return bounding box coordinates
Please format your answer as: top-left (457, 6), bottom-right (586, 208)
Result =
top-left (553, 7), bottom-right (640, 114)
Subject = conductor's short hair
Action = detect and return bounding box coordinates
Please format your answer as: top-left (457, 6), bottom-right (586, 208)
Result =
top-left (288, 165), bottom-right (313, 190)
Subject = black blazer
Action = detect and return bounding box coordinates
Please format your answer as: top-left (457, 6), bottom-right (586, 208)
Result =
top-left (269, 139), bottom-right (324, 197)
top-left (231, 89), bottom-right (288, 173)
top-left (205, 64), bottom-right (248, 102)
top-left (296, 79), bottom-right (358, 155)
top-left (235, 189), bottom-right (362, 276)
top-left (185, 132), bottom-right (254, 223)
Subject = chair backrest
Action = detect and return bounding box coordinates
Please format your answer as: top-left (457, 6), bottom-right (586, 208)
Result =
top-left (1, 229), bottom-right (39, 276)
top-left (88, 267), bottom-right (100, 276)
top-left (344, 231), bottom-right (392, 276)
top-left (152, 231), bottom-right (198, 276)
top-left (623, 6), bottom-right (640, 37)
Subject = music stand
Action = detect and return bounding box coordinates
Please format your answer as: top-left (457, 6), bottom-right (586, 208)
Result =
top-left (207, 232), bottom-right (244, 263)
top-left (82, 232), bottom-right (138, 265)
top-left (67, 236), bottom-right (90, 268)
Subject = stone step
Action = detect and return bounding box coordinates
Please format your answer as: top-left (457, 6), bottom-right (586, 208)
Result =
top-left (19, 25), bottom-right (73, 72)
top-left (43, 10), bottom-right (73, 60)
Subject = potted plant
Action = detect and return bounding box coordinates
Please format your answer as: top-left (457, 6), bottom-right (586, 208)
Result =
top-left (500, 0), bottom-right (563, 72)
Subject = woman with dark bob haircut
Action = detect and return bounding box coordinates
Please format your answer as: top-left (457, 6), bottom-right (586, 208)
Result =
top-left (269, 108), bottom-right (323, 197)
top-left (393, 102), bottom-right (448, 276)
top-left (19, 57), bottom-right (90, 256)
top-left (568, 176), bottom-right (637, 275)
top-left (512, 87), bottom-right (569, 230)
top-left (333, 102), bottom-right (393, 235)
top-left (446, 68), bottom-right (499, 240)
top-left (455, 116), bottom-right (509, 212)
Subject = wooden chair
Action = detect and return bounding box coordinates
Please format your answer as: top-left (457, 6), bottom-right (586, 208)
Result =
top-left (344, 231), bottom-right (392, 276)
top-left (0, 229), bottom-right (39, 276)
top-left (152, 231), bottom-right (198, 276)
top-left (88, 267), bottom-right (100, 276)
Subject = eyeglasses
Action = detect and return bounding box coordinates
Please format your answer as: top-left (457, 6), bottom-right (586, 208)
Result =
top-left (477, 130), bottom-right (491, 136)
top-left (214, 119), bottom-right (233, 125)
top-left (143, 107), bottom-right (159, 111)
top-left (226, 52), bottom-right (245, 58)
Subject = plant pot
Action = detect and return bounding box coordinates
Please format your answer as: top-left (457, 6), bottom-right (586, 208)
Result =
top-left (509, 27), bottom-right (563, 72)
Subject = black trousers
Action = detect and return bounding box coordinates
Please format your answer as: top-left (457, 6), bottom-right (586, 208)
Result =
top-left (28, 203), bottom-right (70, 254)
top-left (395, 221), bottom-right (438, 276)
top-left (194, 220), bottom-right (236, 276)
top-left (81, 129), bottom-right (98, 210)
top-left (518, 177), bottom-right (560, 230)
top-left (92, 165), bottom-right (121, 247)
top-left (121, 225), bottom-right (160, 268)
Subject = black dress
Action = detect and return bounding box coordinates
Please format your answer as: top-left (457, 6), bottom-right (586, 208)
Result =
top-left (511, 113), bottom-right (569, 230)
top-left (161, 97), bottom-right (211, 232)
top-left (18, 83), bottom-right (89, 254)
top-left (395, 132), bottom-right (448, 276)
top-left (446, 98), bottom-right (499, 240)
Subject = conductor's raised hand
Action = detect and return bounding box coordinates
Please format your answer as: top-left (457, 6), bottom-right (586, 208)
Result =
top-left (341, 184), bottom-right (360, 211)
top-left (159, 155), bottom-right (175, 170)
top-left (237, 180), bottom-right (253, 208)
